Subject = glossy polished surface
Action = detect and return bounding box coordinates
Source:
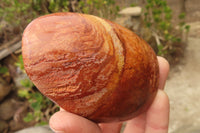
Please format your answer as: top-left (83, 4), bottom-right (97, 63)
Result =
top-left (22, 12), bottom-right (159, 122)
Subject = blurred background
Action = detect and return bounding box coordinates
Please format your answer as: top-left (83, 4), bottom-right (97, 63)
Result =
top-left (0, 0), bottom-right (199, 133)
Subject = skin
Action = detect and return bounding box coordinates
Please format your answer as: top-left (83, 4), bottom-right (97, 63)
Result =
top-left (49, 56), bottom-right (170, 133)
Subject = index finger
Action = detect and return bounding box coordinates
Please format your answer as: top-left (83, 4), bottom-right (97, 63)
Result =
top-left (157, 56), bottom-right (170, 90)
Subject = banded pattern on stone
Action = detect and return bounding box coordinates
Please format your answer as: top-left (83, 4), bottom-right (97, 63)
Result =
top-left (22, 13), bottom-right (159, 122)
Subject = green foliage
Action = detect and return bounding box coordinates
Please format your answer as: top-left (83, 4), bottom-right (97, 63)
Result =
top-left (178, 12), bottom-right (190, 32)
top-left (31, 0), bottom-right (69, 13)
top-left (15, 55), bottom-right (24, 71)
top-left (0, 0), bottom-right (35, 27)
top-left (130, 3), bottom-right (137, 7)
top-left (144, 0), bottom-right (172, 33)
top-left (185, 25), bottom-right (190, 33)
top-left (20, 79), bottom-right (34, 88)
top-left (23, 112), bottom-right (35, 122)
top-left (18, 81), bottom-right (58, 125)
top-left (19, 89), bottom-right (55, 124)
top-left (0, 66), bottom-right (8, 74)
top-left (31, 0), bottom-right (119, 19)
top-left (0, 0), bottom-right (119, 30)
top-left (157, 44), bottom-right (167, 56)
top-left (144, 0), bottom-right (190, 56)
top-left (179, 12), bottom-right (185, 19)
top-left (77, 0), bottom-right (119, 19)
top-left (18, 88), bottom-right (30, 99)
top-left (0, 65), bottom-right (9, 78)
top-left (49, 0), bottom-right (69, 12)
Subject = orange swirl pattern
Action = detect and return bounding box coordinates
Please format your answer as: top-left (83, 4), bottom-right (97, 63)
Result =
top-left (22, 13), bottom-right (159, 122)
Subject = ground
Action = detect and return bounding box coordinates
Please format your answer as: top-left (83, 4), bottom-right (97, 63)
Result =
top-left (166, 22), bottom-right (200, 133)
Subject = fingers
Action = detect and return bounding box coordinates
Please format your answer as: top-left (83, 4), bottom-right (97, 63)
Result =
top-left (124, 90), bottom-right (169, 133)
top-left (123, 56), bottom-right (170, 133)
top-left (157, 56), bottom-right (170, 90)
top-left (123, 114), bottom-right (146, 133)
top-left (145, 90), bottom-right (169, 133)
top-left (49, 110), bottom-right (101, 133)
top-left (99, 122), bottom-right (122, 133)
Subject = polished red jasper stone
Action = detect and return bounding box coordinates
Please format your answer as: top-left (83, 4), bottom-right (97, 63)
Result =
top-left (22, 12), bottom-right (159, 122)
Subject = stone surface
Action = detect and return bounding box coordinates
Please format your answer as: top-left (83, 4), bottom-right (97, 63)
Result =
top-left (15, 125), bottom-right (54, 133)
top-left (9, 120), bottom-right (26, 132)
top-left (0, 120), bottom-right (8, 132)
top-left (115, 15), bottom-right (141, 33)
top-left (119, 6), bottom-right (142, 16)
top-left (22, 13), bottom-right (159, 123)
top-left (0, 99), bottom-right (21, 120)
top-left (0, 82), bottom-right (12, 102)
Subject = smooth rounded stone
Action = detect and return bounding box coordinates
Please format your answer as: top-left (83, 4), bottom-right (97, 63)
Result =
top-left (15, 125), bottom-right (53, 133)
top-left (119, 6), bottom-right (142, 16)
top-left (0, 80), bottom-right (12, 102)
top-left (22, 12), bottom-right (159, 122)
top-left (0, 120), bottom-right (8, 132)
top-left (0, 99), bottom-right (21, 120)
top-left (9, 119), bottom-right (26, 132)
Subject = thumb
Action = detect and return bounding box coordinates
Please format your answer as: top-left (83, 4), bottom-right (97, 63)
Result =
top-left (49, 110), bottom-right (101, 133)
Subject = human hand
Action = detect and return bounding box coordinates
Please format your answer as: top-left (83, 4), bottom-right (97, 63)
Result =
top-left (49, 56), bottom-right (170, 133)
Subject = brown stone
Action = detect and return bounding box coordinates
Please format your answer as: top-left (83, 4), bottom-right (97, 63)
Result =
top-left (0, 99), bottom-right (21, 120)
top-left (22, 13), bottom-right (159, 122)
top-left (0, 83), bottom-right (12, 102)
top-left (9, 120), bottom-right (25, 132)
top-left (0, 120), bottom-right (8, 132)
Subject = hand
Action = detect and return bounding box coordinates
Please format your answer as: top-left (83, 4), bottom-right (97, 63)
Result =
top-left (49, 56), bottom-right (170, 133)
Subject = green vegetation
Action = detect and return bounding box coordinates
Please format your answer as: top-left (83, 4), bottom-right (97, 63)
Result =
top-left (0, 0), bottom-right (119, 29)
top-left (77, 0), bottom-right (120, 19)
top-left (0, 65), bottom-right (9, 79)
top-left (15, 55), bottom-right (24, 72)
top-left (0, 0), bottom-right (36, 28)
top-left (143, 0), bottom-right (190, 56)
top-left (18, 88), bottom-right (58, 125)
top-left (31, 0), bottom-right (120, 19)
top-left (0, 65), bottom-right (8, 74)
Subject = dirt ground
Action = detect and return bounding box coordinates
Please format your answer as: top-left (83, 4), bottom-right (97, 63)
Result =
top-left (159, 1), bottom-right (200, 132)
top-left (165, 22), bottom-right (200, 133)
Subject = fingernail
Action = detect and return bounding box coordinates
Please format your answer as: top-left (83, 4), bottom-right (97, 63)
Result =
top-left (50, 127), bottom-right (65, 133)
